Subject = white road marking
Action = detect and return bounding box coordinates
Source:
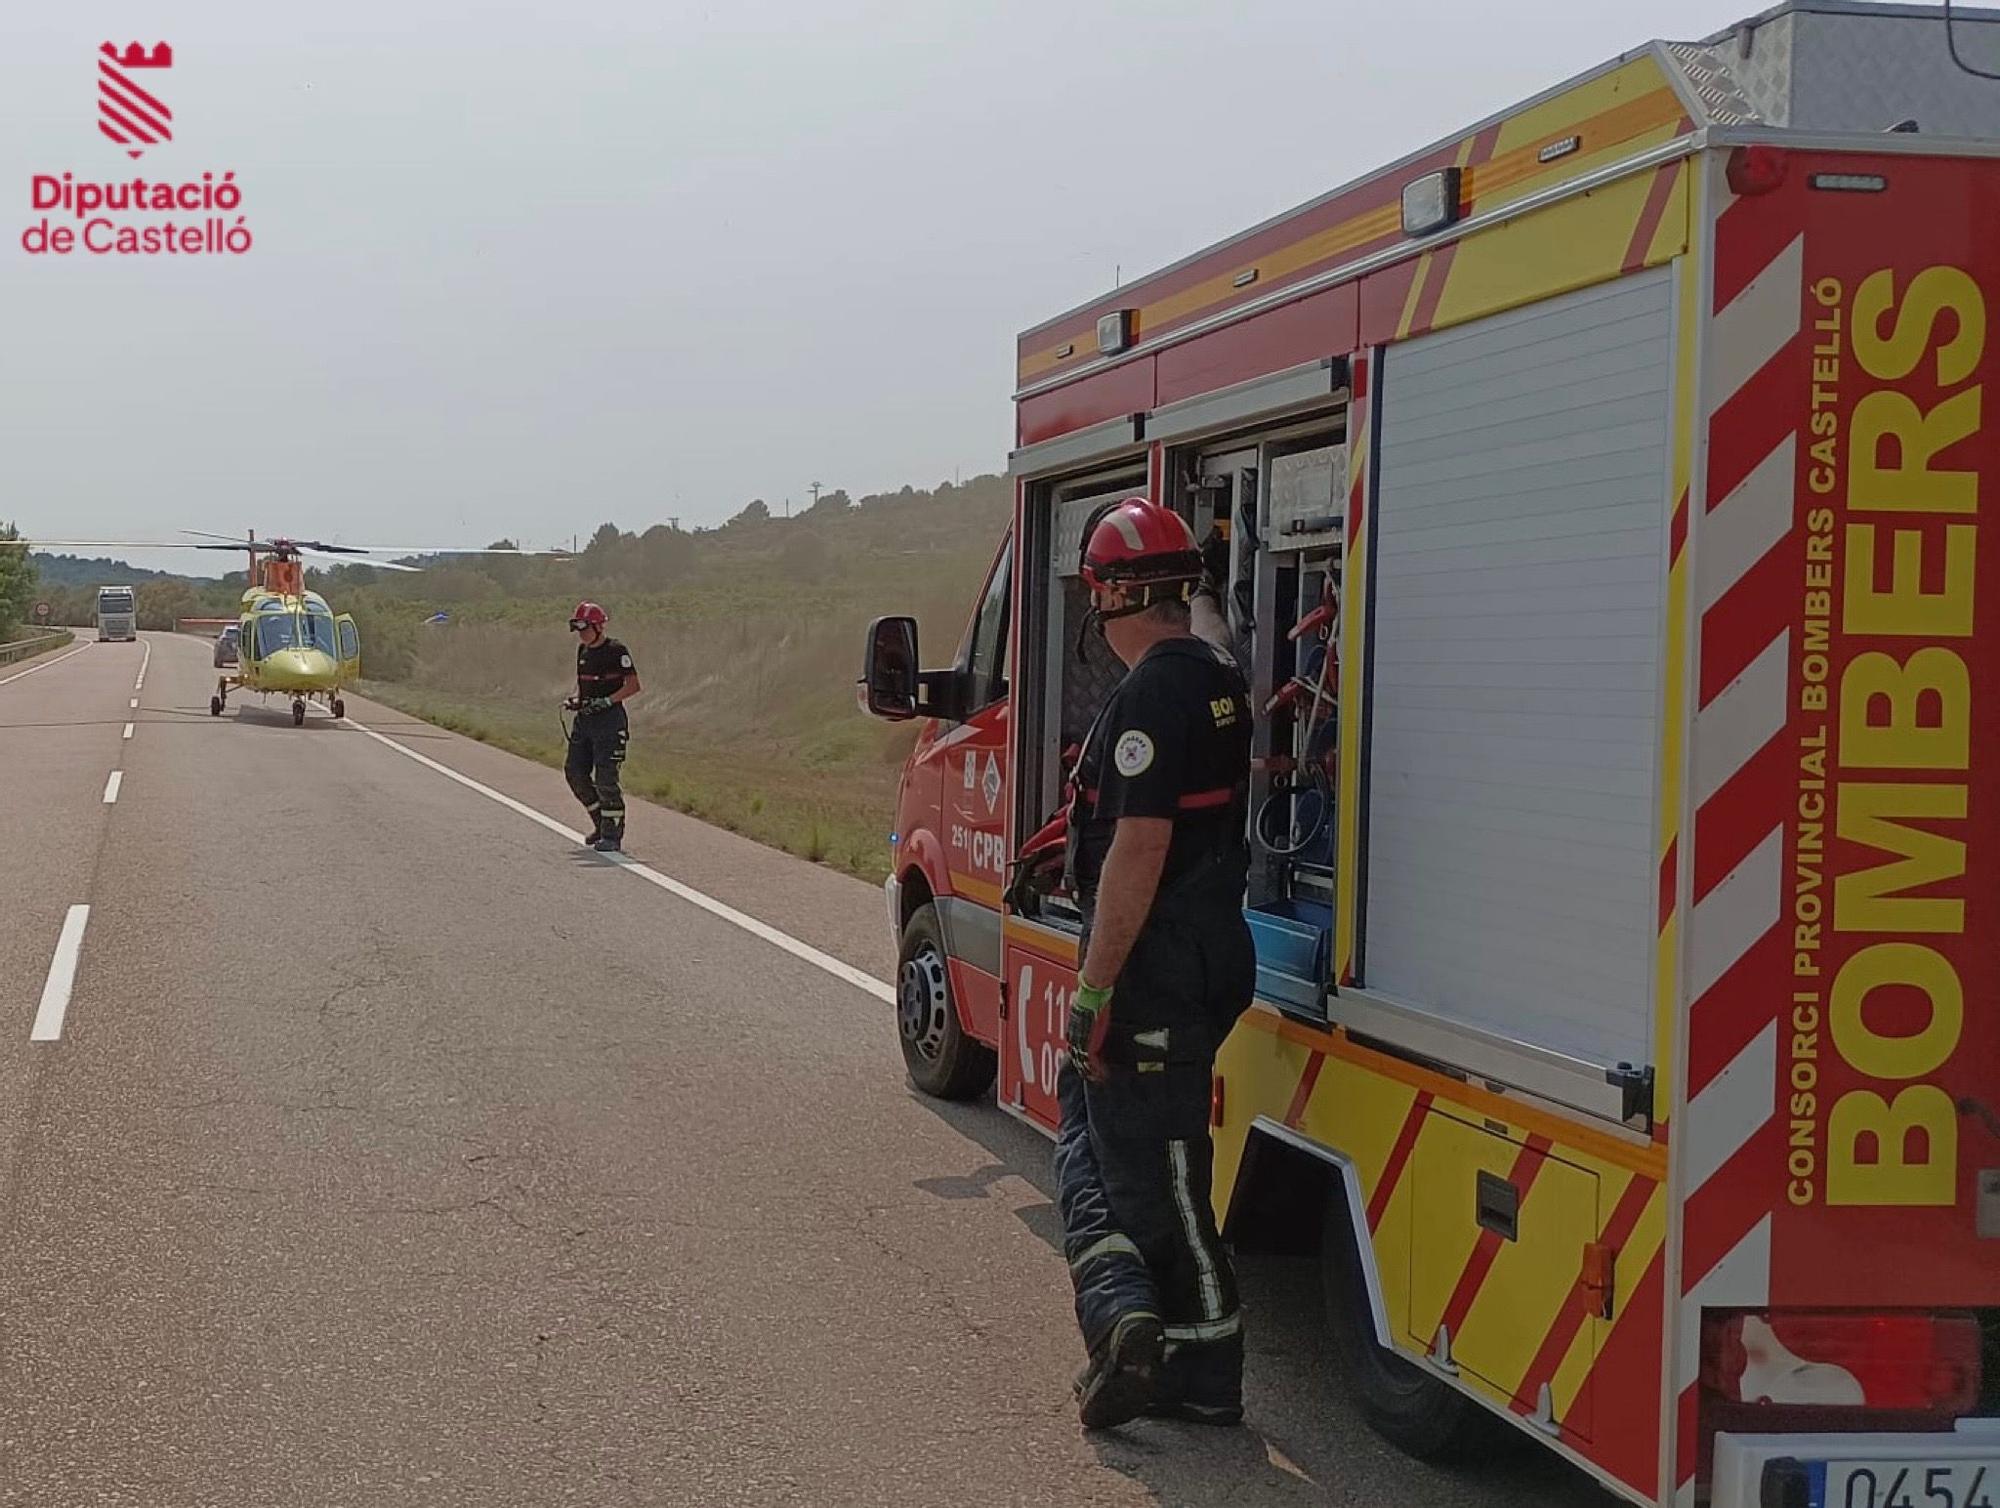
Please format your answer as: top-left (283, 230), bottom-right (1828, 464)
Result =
top-left (134, 638), bottom-right (151, 691)
top-left (103, 770), bottom-right (122, 804)
top-left (0, 643), bottom-right (91, 688)
top-left (337, 712), bottom-right (896, 1004)
top-left (31, 905), bottom-right (91, 1041)
top-left (123, 722), bottom-right (134, 740)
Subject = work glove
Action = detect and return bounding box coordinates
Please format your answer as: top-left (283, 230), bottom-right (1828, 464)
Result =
top-left (1199, 526), bottom-right (1231, 595)
top-left (1066, 980), bottom-right (1114, 1082)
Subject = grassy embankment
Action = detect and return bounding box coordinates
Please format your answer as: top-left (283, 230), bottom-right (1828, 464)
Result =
top-left (351, 487), bottom-right (1006, 883)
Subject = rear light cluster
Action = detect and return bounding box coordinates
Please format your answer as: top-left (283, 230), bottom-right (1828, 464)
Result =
top-left (1703, 1311), bottom-right (1983, 1416)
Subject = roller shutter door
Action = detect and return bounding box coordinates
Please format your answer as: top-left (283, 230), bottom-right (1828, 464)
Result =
top-left (1363, 268), bottom-right (1672, 1069)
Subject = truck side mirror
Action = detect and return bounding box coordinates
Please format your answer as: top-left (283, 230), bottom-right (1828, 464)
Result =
top-left (860, 615), bottom-right (921, 720)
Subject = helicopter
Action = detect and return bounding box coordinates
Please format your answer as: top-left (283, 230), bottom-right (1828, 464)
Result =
top-left (0, 530), bottom-right (560, 726)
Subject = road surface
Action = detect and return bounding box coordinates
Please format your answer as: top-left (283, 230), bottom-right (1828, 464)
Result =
top-left (0, 635), bottom-right (1616, 1508)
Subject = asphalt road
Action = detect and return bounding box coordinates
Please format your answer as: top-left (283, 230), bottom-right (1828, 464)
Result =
top-left (0, 634), bottom-right (1617, 1508)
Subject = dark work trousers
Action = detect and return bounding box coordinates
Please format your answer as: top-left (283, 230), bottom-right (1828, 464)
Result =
top-left (1054, 898), bottom-right (1256, 1410)
top-left (564, 706), bottom-right (629, 835)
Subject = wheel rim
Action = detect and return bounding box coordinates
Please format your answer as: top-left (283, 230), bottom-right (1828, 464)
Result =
top-left (898, 943), bottom-right (951, 1063)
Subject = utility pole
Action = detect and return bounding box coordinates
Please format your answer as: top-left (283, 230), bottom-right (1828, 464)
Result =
top-left (808, 481), bottom-right (823, 511)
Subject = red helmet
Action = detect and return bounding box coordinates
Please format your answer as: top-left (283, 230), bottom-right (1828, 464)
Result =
top-left (1079, 498), bottom-right (1203, 596)
top-left (569, 601), bottom-right (608, 631)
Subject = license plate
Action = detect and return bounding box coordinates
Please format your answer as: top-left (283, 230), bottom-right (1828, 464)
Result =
top-left (1819, 1460), bottom-right (1999, 1508)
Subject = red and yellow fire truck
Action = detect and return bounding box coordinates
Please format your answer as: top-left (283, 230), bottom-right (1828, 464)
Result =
top-left (859, 5), bottom-right (2000, 1503)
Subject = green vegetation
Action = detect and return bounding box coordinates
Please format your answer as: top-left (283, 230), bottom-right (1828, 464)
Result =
top-left (0, 524), bottom-right (36, 641)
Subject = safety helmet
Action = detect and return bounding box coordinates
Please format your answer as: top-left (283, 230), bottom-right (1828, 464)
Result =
top-left (1079, 498), bottom-right (1204, 598)
top-left (569, 601), bottom-right (608, 631)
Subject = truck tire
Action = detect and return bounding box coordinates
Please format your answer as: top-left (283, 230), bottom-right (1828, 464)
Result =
top-left (1321, 1202), bottom-right (1493, 1461)
top-left (896, 903), bottom-right (995, 1101)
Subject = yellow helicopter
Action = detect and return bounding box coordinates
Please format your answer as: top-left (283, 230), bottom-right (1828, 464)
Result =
top-left (1, 530), bottom-right (555, 726)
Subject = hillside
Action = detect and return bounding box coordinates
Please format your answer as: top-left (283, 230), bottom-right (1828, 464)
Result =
top-left (30, 553), bottom-right (204, 588)
top-left (342, 474), bottom-right (1011, 880)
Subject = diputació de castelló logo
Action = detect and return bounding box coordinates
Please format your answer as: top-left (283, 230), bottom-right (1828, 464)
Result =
top-left (99, 41), bottom-right (173, 158)
top-left (21, 40), bottom-right (253, 258)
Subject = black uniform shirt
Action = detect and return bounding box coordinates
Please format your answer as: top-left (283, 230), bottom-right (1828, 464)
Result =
top-left (1068, 636), bottom-right (1252, 905)
top-left (577, 637), bottom-right (636, 703)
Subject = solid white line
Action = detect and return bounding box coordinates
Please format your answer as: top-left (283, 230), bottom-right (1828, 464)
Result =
top-left (123, 722), bottom-right (134, 740)
top-left (103, 770), bottom-right (122, 804)
top-left (31, 905), bottom-right (91, 1041)
top-left (337, 712), bottom-right (896, 1004)
top-left (134, 638), bottom-right (151, 691)
top-left (0, 642), bottom-right (91, 688)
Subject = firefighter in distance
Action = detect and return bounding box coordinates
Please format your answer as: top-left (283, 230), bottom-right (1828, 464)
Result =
top-left (1059, 498), bottom-right (1257, 1430)
top-left (564, 601), bottom-right (643, 852)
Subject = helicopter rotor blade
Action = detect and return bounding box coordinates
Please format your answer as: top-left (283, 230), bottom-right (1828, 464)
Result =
top-left (293, 546), bottom-right (422, 572)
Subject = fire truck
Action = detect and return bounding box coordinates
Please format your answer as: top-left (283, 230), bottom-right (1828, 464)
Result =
top-left (859, 5), bottom-right (2000, 1503)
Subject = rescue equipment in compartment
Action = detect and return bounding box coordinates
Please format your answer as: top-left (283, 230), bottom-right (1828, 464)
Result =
top-left (1255, 579), bottom-right (1339, 859)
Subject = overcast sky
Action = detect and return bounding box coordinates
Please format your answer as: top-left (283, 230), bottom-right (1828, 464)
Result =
top-left (2, 1), bottom-right (1798, 572)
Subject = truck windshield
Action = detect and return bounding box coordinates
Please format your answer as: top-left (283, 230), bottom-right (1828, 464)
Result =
top-left (97, 590), bottom-right (134, 612)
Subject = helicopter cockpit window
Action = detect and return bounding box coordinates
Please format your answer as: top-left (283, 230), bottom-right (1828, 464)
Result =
top-left (303, 614), bottom-right (338, 656)
top-left (256, 615), bottom-right (301, 657)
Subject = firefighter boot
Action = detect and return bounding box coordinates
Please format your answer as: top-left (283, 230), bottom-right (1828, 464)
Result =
top-left (582, 807), bottom-right (603, 846)
top-left (593, 817), bottom-right (624, 853)
top-left (1075, 1311), bottom-right (1166, 1430)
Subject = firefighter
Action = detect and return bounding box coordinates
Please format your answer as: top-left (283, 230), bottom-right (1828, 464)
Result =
top-left (564, 602), bottom-right (642, 852)
top-left (1058, 498), bottom-right (1256, 1431)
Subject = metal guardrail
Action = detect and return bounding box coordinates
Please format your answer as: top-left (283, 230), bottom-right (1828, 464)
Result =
top-left (0, 631), bottom-right (74, 666)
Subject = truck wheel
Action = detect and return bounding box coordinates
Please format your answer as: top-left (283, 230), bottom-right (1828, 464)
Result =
top-left (896, 903), bottom-right (995, 1100)
top-left (1321, 1202), bottom-right (1493, 1460)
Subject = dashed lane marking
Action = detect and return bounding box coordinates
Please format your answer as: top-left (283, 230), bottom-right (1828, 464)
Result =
top-left (336, 712), bottom-right (896, 1005)
top-left (134, 639), bottom-right (150, 691)
top-left (103, 771), bottom-right (122, 805)
top-left (123, 723), bottom-right (134, 740)
top-left (31, 905), bottom-right (91, 1041)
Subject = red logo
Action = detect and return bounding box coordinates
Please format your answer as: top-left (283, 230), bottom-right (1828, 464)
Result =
top-left (98, 42), bottom-right (173, 159)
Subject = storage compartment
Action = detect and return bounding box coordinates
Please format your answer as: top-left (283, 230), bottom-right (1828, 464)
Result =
top-left (1403, 1109), bottom-right (1602, 1437)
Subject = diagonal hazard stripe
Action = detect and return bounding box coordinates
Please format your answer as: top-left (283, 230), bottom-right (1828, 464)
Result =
top-left (1620, 159), bottom-right (1683, 274)
top-left (1691, 631), bottom-right (1789, 806)
top-left (1511, 1173), bottom-right (1657, 1416)
top-left (1709, 234), bottom-right (1803, 408)
top-left (1366, 1089), bottom-right (1432, 1229)
top-left (1434, 1135), bottom-right (1553, 1347)
top-left (1282, 1052), bottom-right (1325, 1128)
top-left (1699, 436), bottom-right (1796, 609)
top-left (1681, 1022), bottom-right (1777, 1194)
top-left (1686, 826), bottom-right (1783, 1002)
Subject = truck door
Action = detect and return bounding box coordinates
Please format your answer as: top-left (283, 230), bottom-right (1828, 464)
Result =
top-left (1000, 473), bottom-right (1145, 1131)
top-left (934, 541), bottom-right (1011, 1049)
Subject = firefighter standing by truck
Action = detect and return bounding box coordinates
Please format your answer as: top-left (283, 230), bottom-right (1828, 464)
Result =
top-left (1058, 499), bottom-right (1257, 1430)
top-left (564, 601), bottom-right (642, 852)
